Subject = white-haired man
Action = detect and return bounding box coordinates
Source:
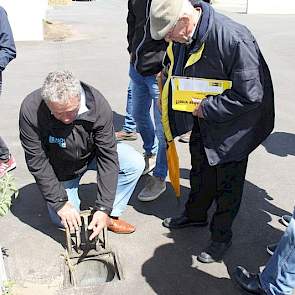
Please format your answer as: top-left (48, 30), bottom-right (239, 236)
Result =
top-left (19, 71), bottom-right (145, 239)
top-left (150, 0), bottom-right (274, 262)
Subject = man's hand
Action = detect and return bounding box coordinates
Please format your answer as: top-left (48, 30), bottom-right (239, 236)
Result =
top-left (57, 201), bottom-right (82, 232)
top-left (88, 211), bottom-right (110, 241)
top-left (192, 104), bottom-right (204, 118)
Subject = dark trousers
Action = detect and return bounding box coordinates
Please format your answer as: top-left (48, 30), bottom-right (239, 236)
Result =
top-left (185, 126), bottom-right (248, 243)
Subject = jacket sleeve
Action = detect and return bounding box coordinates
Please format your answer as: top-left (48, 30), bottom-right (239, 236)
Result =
top-left (93, 100), bottom-right (119, 215)
top-left (19, 101), bottom-right (68, 212)
top-left (202, 39), bottom-right (264, 123)
top-left (0, 7), bottom-right (16, 71)
top-left (127, 0), bottom-right (135, 53)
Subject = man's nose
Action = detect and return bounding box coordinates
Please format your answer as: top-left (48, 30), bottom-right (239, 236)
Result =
top-left (62, 116), bottom-right (72, 124)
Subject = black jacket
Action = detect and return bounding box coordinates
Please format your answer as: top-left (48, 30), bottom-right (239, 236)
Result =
top-left (166, 1), bottom-right (274, 165)
top-left (127, 0), bottom-right (166, 76)
top-left (19, 83), bottom-right (119, 213)
top-left (0, 6), bottom-right (16, 83)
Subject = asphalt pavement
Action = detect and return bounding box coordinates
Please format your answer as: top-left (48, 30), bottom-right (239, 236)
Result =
top-left (0, 1), bottom-right (295, 294)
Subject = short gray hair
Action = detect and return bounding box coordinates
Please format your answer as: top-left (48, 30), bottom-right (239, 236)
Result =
top-left (41, 70), bottom-right (81, 104)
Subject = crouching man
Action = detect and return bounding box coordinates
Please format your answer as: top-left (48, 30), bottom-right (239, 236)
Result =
top-left (19, 71), bottom-right (144, 240)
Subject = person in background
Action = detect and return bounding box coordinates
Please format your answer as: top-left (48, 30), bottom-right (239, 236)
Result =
top-left (0, 6), bottom-right (17, 178)
top-left (115, 81), bottom-right (138, 141)
top-left (128, 0), bottom-right (168, 202)
top-left (234, 208), bottom-right (295, 295)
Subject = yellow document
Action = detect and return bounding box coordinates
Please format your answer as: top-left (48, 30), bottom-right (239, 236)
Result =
top-left (171, 76), bottom-right (232, 112)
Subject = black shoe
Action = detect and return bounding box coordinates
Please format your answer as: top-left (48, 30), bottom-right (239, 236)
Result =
top-left (162, 215), bottom-right (208, 229)
top-left (197, 240), bottom-right (232, 263)
top-left (266, 243), bottom-right (277, 256)
top-left (234, 266), bottom-right (267, 294)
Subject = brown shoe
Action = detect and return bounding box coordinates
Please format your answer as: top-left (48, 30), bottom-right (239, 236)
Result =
top-left (115, 130), bottom-right (137, 141)
top-left (107, 218), bottom-right (136, 234)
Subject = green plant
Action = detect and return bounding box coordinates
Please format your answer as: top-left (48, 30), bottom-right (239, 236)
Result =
top-left (2, 280), bottom-right (15, 295)
top-left (0, 174), bottom-right (18, 217)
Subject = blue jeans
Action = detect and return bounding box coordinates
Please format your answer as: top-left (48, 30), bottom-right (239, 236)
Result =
top-left (260, 208), bottom-right (295, 295)
top-left (129, 64), bottom-right (167, 179)
top-left (122, 80), bottom-right (137, 133)
top-left (48, 143), bottom-right (145, 226)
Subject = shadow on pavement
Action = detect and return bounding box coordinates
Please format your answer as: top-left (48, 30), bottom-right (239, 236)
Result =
top-left (10, 171), bottom-right (292, 294)
top-left (130, 171), bottom-right (291, 294)
top-left (10, 183), bottom-right (66, 247)
top-left (262, 131), bottom-right (295, 157)
top-left (9, 182), bottom-right (109, 248)
top-left (10, 180), bottom-right (144, 247)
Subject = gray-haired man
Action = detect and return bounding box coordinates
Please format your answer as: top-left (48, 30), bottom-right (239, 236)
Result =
top-left (19, 71), bottom-right (144, 239)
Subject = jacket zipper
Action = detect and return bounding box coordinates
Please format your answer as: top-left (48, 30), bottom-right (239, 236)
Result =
top-left (134, 0), bottom-right (150, 71)
top-left (72, 127), bottom-right (79, 171)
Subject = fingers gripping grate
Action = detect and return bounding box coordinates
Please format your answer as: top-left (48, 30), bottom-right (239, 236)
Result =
top-left (62, 210), bottom-right (123, 289)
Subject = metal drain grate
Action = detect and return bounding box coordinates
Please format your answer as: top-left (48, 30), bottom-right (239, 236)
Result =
top-left (62, 210), bottom-right (123, 289)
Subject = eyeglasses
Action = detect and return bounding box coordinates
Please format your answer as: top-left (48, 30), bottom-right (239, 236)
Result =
top-left (165, 18), bottom-right (181, 41)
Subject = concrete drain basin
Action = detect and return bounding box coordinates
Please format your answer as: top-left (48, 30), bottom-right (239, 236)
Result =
top-left (62, 210), bottom-right (123, 288)
top-left (63, 252), bottom-right (122, 288)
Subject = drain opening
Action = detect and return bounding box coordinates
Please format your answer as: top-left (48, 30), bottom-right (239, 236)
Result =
top-left (62, 210), bottom-right (123, 288)
top-left (63, 254), bottom-right (121, 288)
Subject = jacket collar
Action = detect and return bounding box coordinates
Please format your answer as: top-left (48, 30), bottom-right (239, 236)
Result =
top-left (189, 0), bottom-right (214, 53)
top-left (75, 82), bottom-right (97, 123)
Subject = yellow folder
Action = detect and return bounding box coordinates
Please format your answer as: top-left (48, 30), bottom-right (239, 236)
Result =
top-left (171, 76), bottom-right (232, 112)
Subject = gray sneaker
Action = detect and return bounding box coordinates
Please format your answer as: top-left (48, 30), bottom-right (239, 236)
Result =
top-left (142, 153), bottom-right (157, 175)
top-left (138, 176), bottom-right (166, 201)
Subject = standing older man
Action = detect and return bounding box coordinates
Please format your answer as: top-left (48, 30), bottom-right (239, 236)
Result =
top-left (19, 71), bottom-right (144, 239)
top-left (150, 0), bottom-right (274, 262)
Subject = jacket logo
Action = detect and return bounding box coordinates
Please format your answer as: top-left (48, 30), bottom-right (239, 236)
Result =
top-left (48, 135), bottom-right (66, 148)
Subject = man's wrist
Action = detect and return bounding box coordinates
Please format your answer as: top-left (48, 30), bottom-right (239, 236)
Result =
top-left (94, 205), bottom-right (112, 215)
top-left (50, 199), bottom-right (68, 212)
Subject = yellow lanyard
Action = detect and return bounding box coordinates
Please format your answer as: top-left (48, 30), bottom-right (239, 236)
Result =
top-left (161, 43), bottom-right (205, 141)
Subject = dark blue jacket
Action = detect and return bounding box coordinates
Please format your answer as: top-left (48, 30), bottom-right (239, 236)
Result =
top-left (166, 1), bottom-right (274, 165)
top-left (0, 7), bottom-right (16, 73)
